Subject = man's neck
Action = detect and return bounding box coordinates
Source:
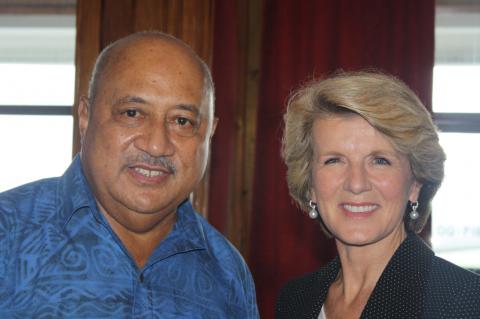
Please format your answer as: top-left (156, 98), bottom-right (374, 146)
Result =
top-left (102, 209), bottom-right (177, 269)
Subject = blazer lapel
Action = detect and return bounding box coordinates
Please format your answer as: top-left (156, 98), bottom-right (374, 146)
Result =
top-left (361, 234), bottom-right (433, 318)
top-left (303, 258), bottom-right (341, 319)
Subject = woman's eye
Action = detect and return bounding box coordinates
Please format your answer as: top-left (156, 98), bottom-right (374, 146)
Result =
top-left (374, 157), bottom-right (391, 165)
top-left (324, 158), bottom-right (340, 165)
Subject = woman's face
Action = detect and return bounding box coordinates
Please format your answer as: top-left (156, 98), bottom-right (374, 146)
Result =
top-left (310, 114), bottom-right (422, 248)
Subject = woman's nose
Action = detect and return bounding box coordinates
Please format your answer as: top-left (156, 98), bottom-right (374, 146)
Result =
top-left (343, 164), bottom-right (372, 194)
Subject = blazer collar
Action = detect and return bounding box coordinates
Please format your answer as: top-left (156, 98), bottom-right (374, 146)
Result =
top-left (301, 257), bottom-right (341, 319)
top-left (304, 233), bottom-right (433, 318)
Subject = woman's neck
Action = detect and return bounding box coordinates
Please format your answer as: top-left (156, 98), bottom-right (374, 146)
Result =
top-left (336, 227), bottom-right (407, 296)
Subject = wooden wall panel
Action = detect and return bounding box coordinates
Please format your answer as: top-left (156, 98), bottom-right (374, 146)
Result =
top-left (132, 0), bottom-right (168, 31)
top-left (208, 0), bottom-right (263, 256)
top-left (73, 0), bottom-right (101, 155)
top-left (180, 1), bottom-right (214, 64)
top-left (101, 0), bottom-right (135, 47)
top-left (131, 0), bottom-right (214, 64)
top-left (227, 0), bottom-right (263, 260)
top-left (226, 0), bottom-right (262, 260)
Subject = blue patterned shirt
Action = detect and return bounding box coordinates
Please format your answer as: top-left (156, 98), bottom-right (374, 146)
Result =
top-left (0, 156), bottom-right (259, 318)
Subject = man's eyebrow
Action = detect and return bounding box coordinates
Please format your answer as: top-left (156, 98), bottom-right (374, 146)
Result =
top-left (176, 104), bottom-right (200, 117)
top-left (112, 95), bottom-right (147, 106)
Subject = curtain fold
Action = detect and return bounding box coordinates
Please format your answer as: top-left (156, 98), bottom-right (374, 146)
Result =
top-left (209, 0), bottom-right (240, 233)
top-left (248, 1), bottom-right (435, 318)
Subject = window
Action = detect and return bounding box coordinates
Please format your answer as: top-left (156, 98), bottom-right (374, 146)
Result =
top-left (431, 2), bottom-right (480, 269)
top-left (0, 5), bottom-right (76, 192)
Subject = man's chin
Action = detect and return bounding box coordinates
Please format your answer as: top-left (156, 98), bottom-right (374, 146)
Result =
top-left (120, 194), bottom-right (179, 215)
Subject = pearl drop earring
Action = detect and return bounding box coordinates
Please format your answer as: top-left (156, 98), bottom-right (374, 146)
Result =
top-left (409, 201), bottom-right (419, 220)
top-left (308, 200), bottom-right (319, 219)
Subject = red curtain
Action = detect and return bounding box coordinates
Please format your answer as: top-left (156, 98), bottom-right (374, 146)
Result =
top-left (209, 0), bottom-right (240, 232)
top-left (248, 1), bottom-right (435, 318)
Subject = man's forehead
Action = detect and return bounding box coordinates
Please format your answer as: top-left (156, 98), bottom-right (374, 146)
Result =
top-left (92, 34), bottom-right (213, 117)
top-left (99, 39), bottom-right (204, 91)
top-left (110, 36), bottom-right (201, 68)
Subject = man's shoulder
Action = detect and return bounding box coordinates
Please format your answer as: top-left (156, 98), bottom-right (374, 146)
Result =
top-left (175, 209), bottom-right (259, 318)
top-left (191, 212), bottom-right (246, 266)
top-left (0, 177), bottom-right (59, 214)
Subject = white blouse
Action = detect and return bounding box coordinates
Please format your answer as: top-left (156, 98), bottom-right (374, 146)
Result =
top-left (318, 305), bottom-right (327, 319)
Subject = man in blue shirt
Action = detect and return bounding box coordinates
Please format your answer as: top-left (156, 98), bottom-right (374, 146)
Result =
top-left (0, 31), bottom-right (259, 318)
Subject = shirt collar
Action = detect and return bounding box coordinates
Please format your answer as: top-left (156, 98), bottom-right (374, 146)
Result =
top-left (145, 199), bottom-right (207, 266)
top-left (56, 155), bottom-right (208, 263)
top-left (56, 154), bottom-right (96, 228)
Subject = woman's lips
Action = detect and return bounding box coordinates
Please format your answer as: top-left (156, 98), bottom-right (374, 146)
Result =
top-left (340, 203), bottom-right (379, 218)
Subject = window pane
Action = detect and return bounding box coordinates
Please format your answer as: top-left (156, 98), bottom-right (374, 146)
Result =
top-left (433, 2), bottom-right (480, 269)
top-left (0, 12), bottom-right (76, 191)
top-left (434, 4), bottom-right (480, 114)
top-left (0, 115), bottom-right (73, 192)
top-left (436, 4), bottom-right (480, 65)
top-left (433, 65), bottom-right (480, 113)
top-left (0, 63), bottom-right (75, 106)
top-left (432, 132), bottom-right (480, 269)
top-left (0, 14), bottom-right (75, 64)
top-left (0, 14), bottom-right (76, 106)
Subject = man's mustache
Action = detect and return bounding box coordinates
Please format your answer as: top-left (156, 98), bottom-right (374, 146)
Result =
top-left (126, 152), bottom-right (176, 174)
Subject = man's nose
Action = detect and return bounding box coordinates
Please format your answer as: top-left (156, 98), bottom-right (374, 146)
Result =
top-left (135, 121), bottom-right (174, 157)
top-left (343, 164), bottom-right (372, 194)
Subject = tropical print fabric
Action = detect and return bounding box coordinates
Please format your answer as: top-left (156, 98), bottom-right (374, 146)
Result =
top-left (0, 156), bottom-right (259, 318)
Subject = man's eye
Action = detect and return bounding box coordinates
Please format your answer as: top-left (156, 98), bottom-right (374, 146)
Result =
top-left (125, 109), bottom-right (138, 117)
top-left (168, 115), bottom-right (198, 137)
top-left (114, 108), bottom-right (143, 126)
top-left (175, 117), bottom-right (192, 126)
top-left (374, 157), bottom-right (391, 165)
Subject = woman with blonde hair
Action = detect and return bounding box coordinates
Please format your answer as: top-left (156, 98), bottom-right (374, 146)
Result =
top-left (276, 71), bottom-right (480, 318)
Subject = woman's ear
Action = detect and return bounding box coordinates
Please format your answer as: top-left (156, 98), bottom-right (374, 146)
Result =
top-left (409, 180), bottom-right (423, 202)
top-left (309, 188), bottom-right (317, 203)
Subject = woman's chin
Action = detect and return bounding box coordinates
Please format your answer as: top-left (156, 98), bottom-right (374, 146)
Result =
top-left (332, 229), bottom-right (383, 248)
top-left (332, 226), bottom-right (406, 250)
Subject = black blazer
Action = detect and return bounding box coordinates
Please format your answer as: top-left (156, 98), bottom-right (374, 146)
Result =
top-left (276, 233), bottom-right (480, 318)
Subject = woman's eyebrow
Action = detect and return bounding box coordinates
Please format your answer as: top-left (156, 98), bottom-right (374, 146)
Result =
top-left (369, 150), bottom-right (402, 158)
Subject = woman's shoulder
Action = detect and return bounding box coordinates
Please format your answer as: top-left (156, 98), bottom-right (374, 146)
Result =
top-left (430, 255), bottom-right (480, 288)
top-left (276, 258), bottom-right (339, 319)
top-left (280, 257), bottom-right (339, 296)
top-left (425, 255), bottom-right (480, 317)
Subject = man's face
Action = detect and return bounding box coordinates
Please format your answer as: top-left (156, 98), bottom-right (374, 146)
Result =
top-left (79, 39), bottom-right (215, 232)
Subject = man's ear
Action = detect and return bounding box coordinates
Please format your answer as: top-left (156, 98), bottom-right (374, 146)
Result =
top-left (210, 117), bottom-right (219, 140)
top-left (78, 96), bottom-right (90, 142)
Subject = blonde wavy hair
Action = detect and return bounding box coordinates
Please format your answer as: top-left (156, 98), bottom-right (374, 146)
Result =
top-left (282, 71), bottom-right (445, 233)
